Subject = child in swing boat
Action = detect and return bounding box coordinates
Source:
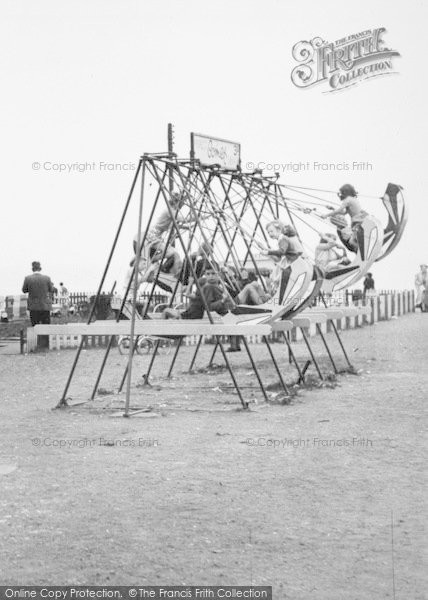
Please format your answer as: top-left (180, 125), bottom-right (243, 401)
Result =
top-left (144, 243), bottom-right (183, 279)
top-left (114, 257), bottom-right (148, 319)
top-left (261, 221), bottom-right (304, 265)
top-left (132, 191), bottom-right (194, 260)
top-left (226, 268), bottom-right (273, 352)
top-left (321, 184), bottom-right (368, 251)
top-left (234, 268), bottom-right (272, 306)
top-left (315, 233), bottom-right (351, 271)
top-left (163, 267), bottom-right (234, 320)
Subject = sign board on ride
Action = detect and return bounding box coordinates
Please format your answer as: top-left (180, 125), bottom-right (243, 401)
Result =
top-left (190, 133), bottom-right (241, 170)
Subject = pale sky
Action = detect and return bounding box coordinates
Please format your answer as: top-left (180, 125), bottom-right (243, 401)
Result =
top-left (1, 0), bottom-right (426, 295)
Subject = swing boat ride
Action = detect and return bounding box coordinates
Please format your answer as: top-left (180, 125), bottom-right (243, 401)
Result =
top-left (33, 133), bottom-right (407, 414)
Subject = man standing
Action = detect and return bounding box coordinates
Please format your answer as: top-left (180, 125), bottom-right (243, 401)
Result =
top-left (363, 272), bottom-right (376, 299)
top-left (22, 261), bottom-right (54, 349)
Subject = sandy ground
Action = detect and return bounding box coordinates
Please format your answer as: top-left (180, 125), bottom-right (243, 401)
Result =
top-left (0, 313), bottom-right (427, 598)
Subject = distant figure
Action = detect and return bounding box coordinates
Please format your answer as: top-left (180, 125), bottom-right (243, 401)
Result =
top-left (363, 273), bottom-right (376, 298)
top-left (22, 261), bottom-right (54, 349)
top-left (59, 282), bottom-right (69, 307)
top-left (415, 264), bottom-right (427, 309)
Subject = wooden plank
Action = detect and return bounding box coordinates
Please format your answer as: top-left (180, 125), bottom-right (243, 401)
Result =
top-left (302, 309), bottom-right (344, 320)
top-left (270, 320), bottom-right (294, 332)
top-left (34, 322), bottom-right (271, 337)
top-left (292, 315), bottom-right (327, 328)
top-left (331, 307), bottom-right (362, 317)
top-left (357, 305), bottom-right (372, 315)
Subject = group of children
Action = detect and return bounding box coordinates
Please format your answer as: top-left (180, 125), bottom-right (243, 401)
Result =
top-left (122, 183), bottom-right (367, 322)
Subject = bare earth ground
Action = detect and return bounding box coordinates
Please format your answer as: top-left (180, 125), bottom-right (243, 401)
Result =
top-left (0, 313), bottom-right (427, 598)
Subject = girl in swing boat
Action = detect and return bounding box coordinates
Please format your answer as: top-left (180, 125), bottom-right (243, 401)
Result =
top-left (232, 221), bottom-right (304, 307)
top-left (321, 184), bottom-right (368, 251)
top-left (199, 223), bottom-right (305, 311)
top-left (261, 221), bottom-right (304, 265)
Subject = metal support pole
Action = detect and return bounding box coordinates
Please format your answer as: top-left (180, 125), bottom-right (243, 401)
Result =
top-left (320, 292), bottom-right (353, 368)
top-left (168, 123), bottom-right (174, 193)
top-left (241, 337), bottom-right (269, 402)
top-left (167, 337), bottom-right (183, 378)
top-left (117, 165), bottom-right (192, 393)
top-left (89, 281), bottom-right (118, 400)
top-left (216, 338), bottom-right (248, 409)
top-left (316, 323), bottom-right (339, 374)
top-left (124, 159), bottom-right (147, 416)
top-left (141, 339), bottom-right (161, 386)
top-left (188, 335), bottom-right (204, 372)
top-left (281, 331), bottom-right (304, 382)
top-left (208, 340), bottom-right (219, 367)
top-left (56, 158), bottom-right (143, 408)
top-left (300, 328), bottom-right (324, 380)
top-left (262, 336), bottom-right (290, 396)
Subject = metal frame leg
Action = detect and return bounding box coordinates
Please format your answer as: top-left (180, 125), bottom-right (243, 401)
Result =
top-left (188, 335), bottom-right (203, 372)
top-left (316, 324), bottom-right (339, 374)
top-left (300, 328), bottom-right (324, 380)
top-left (263, 336), bottom-right (290, 396)
top-left (208, 341), bottom-right (219, 367)
top-left (281, 332), bottom-right (304, 382)
top-left (216, 337), bottom-right (248, 409)
top-left (167, 337), bottom-right (184, 378)
top-left (240, 337), bottom-right (269, 403)
top-left (320, 292), bottom-right (353, 368)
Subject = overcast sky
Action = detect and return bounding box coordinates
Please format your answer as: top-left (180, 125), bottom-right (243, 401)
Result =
top-left (1, 0), bottom-right (426, 295)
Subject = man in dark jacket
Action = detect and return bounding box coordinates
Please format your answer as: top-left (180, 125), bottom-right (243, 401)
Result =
top-left (22, 262), bottom-right (54, 349)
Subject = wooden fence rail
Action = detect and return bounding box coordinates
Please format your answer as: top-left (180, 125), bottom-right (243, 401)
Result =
top-left (25, 290), bottom-right (416, 353)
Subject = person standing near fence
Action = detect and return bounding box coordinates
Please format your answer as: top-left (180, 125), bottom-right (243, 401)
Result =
top-left (363, 273), bottom-right (376, 299)
top-left (59, 282), bottom-right (69, 308)
top-left (415, 264), bottom-right (427, 309)
top-left (22, 261), bottom-right (54, 350)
